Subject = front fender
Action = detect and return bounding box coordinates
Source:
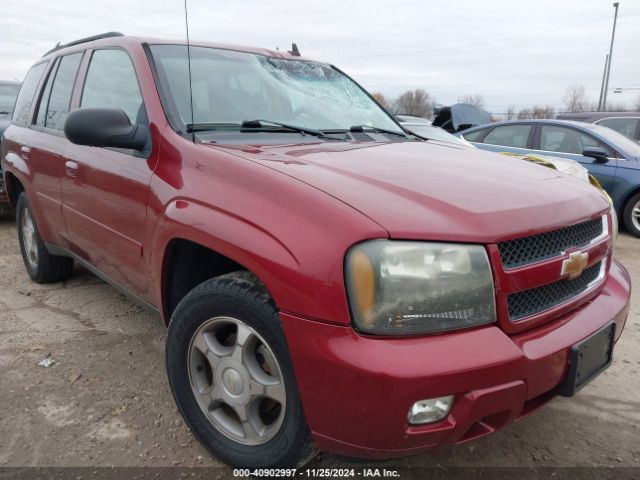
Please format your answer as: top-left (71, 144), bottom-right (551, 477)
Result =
top-left (150, 198), bottom-right (361, 326)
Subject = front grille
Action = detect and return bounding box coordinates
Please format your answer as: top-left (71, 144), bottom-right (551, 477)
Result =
top-left (508, 261), bottom-right (602, 320)
top-left (498, 218), bottom-right (604, 269)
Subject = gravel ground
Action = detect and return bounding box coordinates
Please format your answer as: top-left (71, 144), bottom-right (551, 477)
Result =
top-left (0, 214), bottom-right (638, 476)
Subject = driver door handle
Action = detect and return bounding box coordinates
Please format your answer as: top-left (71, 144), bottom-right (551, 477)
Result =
top-left (65, 160), bottom-right (79, 178)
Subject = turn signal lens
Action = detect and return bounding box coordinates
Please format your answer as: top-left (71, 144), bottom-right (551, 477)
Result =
top-left (348, 249), bottom-right (375, 327)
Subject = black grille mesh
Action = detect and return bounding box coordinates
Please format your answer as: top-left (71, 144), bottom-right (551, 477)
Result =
top-left (508, 261), bottom-right (602, 320)
top-left (498, 218), bottom-right (603, 269)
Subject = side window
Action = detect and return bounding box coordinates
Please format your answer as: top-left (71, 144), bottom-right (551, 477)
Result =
top-left (597, 118), bottom-right (639, 140)
top-left (35, 53), bottom-right (82, 131)
top-left (462, 127), bottom-right (491, 142)
top-left (81, 49), bottom-right (144, 124)
top-left (12, 62), bottom-right (47, 127)
top-left (36, 59), bottom-right (59, 127)
top-left (482, 125), bottom-right (531, 148)
top-left (540, 125), bottom-right (605, 155)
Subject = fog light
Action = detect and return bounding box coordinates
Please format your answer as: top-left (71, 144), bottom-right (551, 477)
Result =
top-left (407, 395), bottom-right (454, 425)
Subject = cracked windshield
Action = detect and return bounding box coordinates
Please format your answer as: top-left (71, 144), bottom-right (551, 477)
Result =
top-left (150, 44), bottom-right (402, 134)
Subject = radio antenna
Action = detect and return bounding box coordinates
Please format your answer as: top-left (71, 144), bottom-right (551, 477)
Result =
top-left (184, 0), bottom-right (195, 142)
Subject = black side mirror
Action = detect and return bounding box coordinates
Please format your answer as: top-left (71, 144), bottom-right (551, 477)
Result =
top-left (64, 108), bottom-right (148, 150)
top-left (582, 147), bottom-right (609, 163)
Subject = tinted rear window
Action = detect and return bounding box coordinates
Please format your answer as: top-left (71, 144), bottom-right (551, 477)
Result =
top-left (36, 53), bottom-right (82, 131)
top-left (12, 62), bottom-right (48, 127)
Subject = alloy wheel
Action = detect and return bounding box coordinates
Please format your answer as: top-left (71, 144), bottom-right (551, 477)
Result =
top-left (187, 316), bottom-right (287, 446)
top-left (632, 200), bottom-right (640, 233)
top-left (21, 208), bottom-right (39, 269)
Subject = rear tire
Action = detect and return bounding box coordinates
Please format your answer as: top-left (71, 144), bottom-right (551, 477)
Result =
top-left (622, 192), bottom-right (640, 238)
top-left (16, 192), bottom-right (74, 283)
top-left (166, 272), bottom-right (315, 468)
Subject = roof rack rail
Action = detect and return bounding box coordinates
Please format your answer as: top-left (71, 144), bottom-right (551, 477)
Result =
top-left (43, 32), bottom-right (124, 57)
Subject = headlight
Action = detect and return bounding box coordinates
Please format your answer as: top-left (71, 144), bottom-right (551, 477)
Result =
top-left (345, 241), bottom-right (496, 335)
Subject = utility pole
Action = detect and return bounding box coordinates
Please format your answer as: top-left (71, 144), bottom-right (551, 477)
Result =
top-left (597, 54), bottom-right (609, 111)
top-left (601, 2), bottom-right (620, 111)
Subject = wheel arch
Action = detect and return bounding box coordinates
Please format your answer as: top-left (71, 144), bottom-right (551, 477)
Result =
top-left (153, 200), bottom-right (298, 325)
top-left (160, 237), bottom-right (277, 323)
top-left (618, 184), bottom-right (640, 215)
top-left (3, 170), bottom-right (25, 212)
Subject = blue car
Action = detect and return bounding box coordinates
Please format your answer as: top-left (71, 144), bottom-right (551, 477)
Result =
top-left (457, 119), bottom-right (640, 237)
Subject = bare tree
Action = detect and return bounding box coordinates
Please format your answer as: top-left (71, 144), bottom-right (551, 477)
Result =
top-left (563, 84), bottom-right (589, 113)
top-left (393, 89), bottom-right (434, 118)
top-left (505, 105), bottom-right (516, 120)
top-left (531, 105), bottom-right (556, 119)
top-left (460, 94), bottom-right (485, 108)
top-left (517, 108), bottom-right (532, 120)
top-left (605, 101), bottom-right (629, 112)
top-left (370, 92), bottom-right (392, 111)
top-left (635, 95), bottom-right (640, 112)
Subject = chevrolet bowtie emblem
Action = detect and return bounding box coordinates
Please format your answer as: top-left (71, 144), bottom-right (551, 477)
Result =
top-left (561, 251), bottom-right (589, 279)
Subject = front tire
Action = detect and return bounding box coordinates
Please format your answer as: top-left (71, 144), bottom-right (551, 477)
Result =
top-left (166, 272), bottom-right (315, 468)
top-left (622, 192), bottom-right (640, 238)
top-left (16, 192), bottom-right (74, 283)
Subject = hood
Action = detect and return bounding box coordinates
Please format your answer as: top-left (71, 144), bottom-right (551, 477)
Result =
top-left (208, 141), bottom-right (610, 243)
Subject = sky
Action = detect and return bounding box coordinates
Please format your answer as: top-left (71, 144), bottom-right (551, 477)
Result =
top-left (1, 0), bottom-right (638, 112)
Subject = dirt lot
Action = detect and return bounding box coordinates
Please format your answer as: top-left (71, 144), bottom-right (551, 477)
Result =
top-left (0, 214), bottom-right (639, 475)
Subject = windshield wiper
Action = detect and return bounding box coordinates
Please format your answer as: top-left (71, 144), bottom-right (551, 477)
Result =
top-left (349, 125), bottom-right (409, 138)
top-left (186, 120), bottom-right (346, 141)
top-left (241, 119), bottom-right (346, 140)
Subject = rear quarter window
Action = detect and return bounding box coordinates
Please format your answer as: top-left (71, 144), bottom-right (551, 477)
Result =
top-left (596, 118), bottom-right (639, 140)
top-left (12, 62), bottom-right (48, 127)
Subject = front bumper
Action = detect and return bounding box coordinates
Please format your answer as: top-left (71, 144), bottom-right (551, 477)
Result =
top-left (281, 258), bottom-right (631, 459)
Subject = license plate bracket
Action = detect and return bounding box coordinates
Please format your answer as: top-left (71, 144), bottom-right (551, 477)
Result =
top-left (559, 322), bottom-right (615, 397)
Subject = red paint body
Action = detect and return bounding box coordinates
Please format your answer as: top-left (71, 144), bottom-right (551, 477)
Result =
top-left (1, 36), bottom-right (631, 458)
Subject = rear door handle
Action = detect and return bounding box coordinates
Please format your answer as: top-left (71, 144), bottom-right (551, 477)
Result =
top-left (20, 146), bottom-right (31, 160)
top-left (65, 160), bottom-right (79, 178)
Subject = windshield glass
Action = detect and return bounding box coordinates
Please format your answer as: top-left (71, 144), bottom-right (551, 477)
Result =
top-left (0, 83), bottom-right (20, 114)
top-left (150, 44), bottom-right (402, 134)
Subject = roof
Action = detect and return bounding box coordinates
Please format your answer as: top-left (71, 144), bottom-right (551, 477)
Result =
top-left (468, 119), bottom-right (599, 128)
top-left (42, 32), bottom-right (316, 62)
top-left (458, 118), bottom-right (617, 136)
top-left (557, 112), bottom-right (640, 121)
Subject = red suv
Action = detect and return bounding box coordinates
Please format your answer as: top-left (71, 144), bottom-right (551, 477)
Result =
top-left (1, 33), bottom-right (631, 468)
